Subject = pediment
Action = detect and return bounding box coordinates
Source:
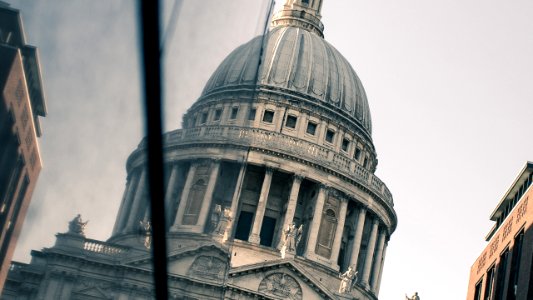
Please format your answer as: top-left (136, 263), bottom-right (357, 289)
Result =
top-left (124, 243), bottom-right (230, 280)
top-left (72, 282), bottom-right (112, 299)
top-left (227, 260), bottom-right (336, 300)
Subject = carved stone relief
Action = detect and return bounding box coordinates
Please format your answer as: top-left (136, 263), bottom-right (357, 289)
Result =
top-left (187, 255), bottom-right (227, 280)
top-left (258, 272), bottom-right (302, 300)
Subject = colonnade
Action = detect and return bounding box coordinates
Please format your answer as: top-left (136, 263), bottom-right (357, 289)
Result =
top-left (112, 158), bottom-right (389, 293)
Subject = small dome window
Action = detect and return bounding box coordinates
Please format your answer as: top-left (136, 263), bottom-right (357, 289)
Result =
top-left (262, 110), bottom-right (275, 123)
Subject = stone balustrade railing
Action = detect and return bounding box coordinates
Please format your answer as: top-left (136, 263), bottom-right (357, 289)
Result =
top-left (83, 239), bottom-right (129, 255)
top-left (161, 126), bottom-right (394, 207)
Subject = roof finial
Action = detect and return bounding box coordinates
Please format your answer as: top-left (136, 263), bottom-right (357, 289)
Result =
top-left (271, 0), bottom-right (325, 37)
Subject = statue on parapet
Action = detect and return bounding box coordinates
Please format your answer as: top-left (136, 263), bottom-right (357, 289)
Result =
top-left (338, 265), bottom-right (358, 294)
top-left (212, 205), bottom-right (232, 242)
top-left (406, 292), bottom-right (420, 300)
top-left (68, 214), bottom-right (88, 236)
top-left (280, 223), bottom-right (303, 259)
top-left (139, 220), bottom-right (152, 249)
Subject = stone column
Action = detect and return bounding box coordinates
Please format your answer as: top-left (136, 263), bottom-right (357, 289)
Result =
top-left (330, 198), bottom-right (348, 267)
top-left (171, 162), bottom-right (198, 230)
top-left (349, 207), bottom-right (367, 268)
top-left (304, 184), bottom-right (327, 258)
top-left (197, 160), bottom-right (221, 232)
top-left (248, 167), bottom-right (274, 244)
top-left (375, 242), bottom-right (388, 296)
top-left (277, 174), bottom-right (303, 249)
top-left (164, 164), bottom-right (179, 226)
top-left (361, 218), bottom-right (379, 287)
top-left (371, 231), bottom-right (387, 291)
top-left (113, 171), bottom-right (139, 234)
top-left (125, 170), bottom-right (147, 232)
top-left (229, 162), bottom-right (246, 238)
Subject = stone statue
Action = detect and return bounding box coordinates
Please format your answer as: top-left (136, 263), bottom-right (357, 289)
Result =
top-left (406, 292), bottom-right (420, 300)
top-left (338, 266), bottom-right (357, 294)
top-left (68, 214), bottom-right (88, 236)
top-left (295, 224), bottom-right (303, 248)
top-left (215, 207), bottom-right (232, 241)
top-left (139, 220), bottom-right (151, 249)
top-left (211, 204), bottom-right (222, 233)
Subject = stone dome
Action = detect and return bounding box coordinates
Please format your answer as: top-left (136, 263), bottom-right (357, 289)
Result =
top-left (200, 25), bottom-right (373, 135)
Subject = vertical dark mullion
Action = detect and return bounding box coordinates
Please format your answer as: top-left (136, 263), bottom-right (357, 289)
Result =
top-left (138, 0), bottom-right (169, 299)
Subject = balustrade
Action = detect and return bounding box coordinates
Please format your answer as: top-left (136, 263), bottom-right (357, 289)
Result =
top-left (162, 126), bottom-right (393, 206)
top-left (83, 239), bottom-right (129, 255)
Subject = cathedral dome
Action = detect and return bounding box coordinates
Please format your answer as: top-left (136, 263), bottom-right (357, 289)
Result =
top-left (199, 22), bottom-right (373, 135)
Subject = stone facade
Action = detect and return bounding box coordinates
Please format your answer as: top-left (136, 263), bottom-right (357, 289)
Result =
top-left (3, 1), bottom-right (397, 299)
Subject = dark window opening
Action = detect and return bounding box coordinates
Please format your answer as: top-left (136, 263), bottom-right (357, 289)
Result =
top-left (484, 265), bottom-right (495, 300)
top-left (495, 248), bottom-right (510, 299)
top-left (474, 278), bottom-right (483, 300)
top-left (262, 110), bottom-right (274, 123)
top-left (341, 138), bottom-right (349, 152)
top-left (259, 216), bottom-right (276, 247)
top-left (200, 112), bottom-right (208, 124)
top-left (507, 230), bottom-right (524, 300)
top-left (306, 121), bottom-right (317, 135)
top-left (354, 148), bottom-right (362, 160)
top-left (248, 108), bottom-right (256, 121)
top-left (325, 129), bottom-right (335, 143)
top-left (191, 116), bottom-right (197, 127)
top-left (234, 211), bottom-right (253, 241)
top-left (214, 109), bottom-right (222, 121)
top-left (230, 107), bottom-right (239, 119)
top-left (285, 115), bottom-right (297, 128)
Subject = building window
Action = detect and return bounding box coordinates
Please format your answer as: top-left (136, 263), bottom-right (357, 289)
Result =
top-left (325, 129), bottom-right (335, 143)
top-left (363, 157), bottom-right (369, 168)
top-left (507, 230), bottom-right (524, 300)
top-left (248, 108), bottom-right (256, 121)
top-left (214, 109), bottom-right (222, 121)
top-left (285, 115), bottom-right (297, 128)
top-left (262, 110), bottom-right (275, 123)
top-left (474, 278), bottom-right (483, 300)
top-left (495, 248), bottom-right (510, 299)
top-left (484, 265), bottom-right (495, 300)
top-left (341, 138), bottom-right (349, 152)
top-left (354, 148), bottom-right (362, 160)
top-left (191, 116), bottom-right (197, 127)
top-left (200, 112), bottom-right (208, 124)
top-left (230, 107), bottom-right (239, 119)
top-left (306, 121), bottom-right (317, 135)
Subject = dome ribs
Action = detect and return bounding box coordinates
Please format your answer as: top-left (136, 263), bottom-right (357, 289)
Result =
top-left (290, 30), bottom-right (311, 91)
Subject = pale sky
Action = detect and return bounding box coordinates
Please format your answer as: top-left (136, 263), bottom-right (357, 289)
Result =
top-left (8, 1), bottom-right (533, 299)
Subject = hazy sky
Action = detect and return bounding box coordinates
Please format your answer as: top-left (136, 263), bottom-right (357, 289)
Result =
top-left (8, 1), bottom-right (533, 299)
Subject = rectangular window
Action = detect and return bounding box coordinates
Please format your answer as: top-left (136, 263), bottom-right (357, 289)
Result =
top-left (200, 112), bottom-right (208, 124)
top-left (262, 110), bottom-right (275, 123)
top-left (325, 129), bottom-right (335, 143)
top-left (363, 157), bottom-right (368, 168)
top-left (191, 116), bottom-right (197, 127)
top-left (285, 115), bottom-right (297, 128)
top-left (507, 230), bottom-right (524, 300)
top-left (306, 121), bottom-right (317, 135)
top-left (474, 278), bottom-right (483, 300)
top-left (495, 248), bottom-right (510, 299)
top-left (341, 138), bottom-right (349, 152)
top-left (230, 107), bottom-right (239, 119)
top-left (248, 108), bottom-right (256, 121)
top-left (214, 109), bottom-right (222, 121)
top-left (354, 148), bottom-right (362, 160)
top-left (484, 265), bottom-right (495, 300)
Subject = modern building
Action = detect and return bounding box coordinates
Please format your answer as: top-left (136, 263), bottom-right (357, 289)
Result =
top-left (3, 1), bottom-right (396, 299)
top-left (467, 162), bottom-right (533, 300)
top-left (0, 2), bottom-right (46, 293)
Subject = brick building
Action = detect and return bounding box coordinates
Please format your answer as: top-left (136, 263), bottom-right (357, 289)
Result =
top-left (467, 162), bottom-right (533, 300)
top-left (0, 2), bottom-right (47, 292)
